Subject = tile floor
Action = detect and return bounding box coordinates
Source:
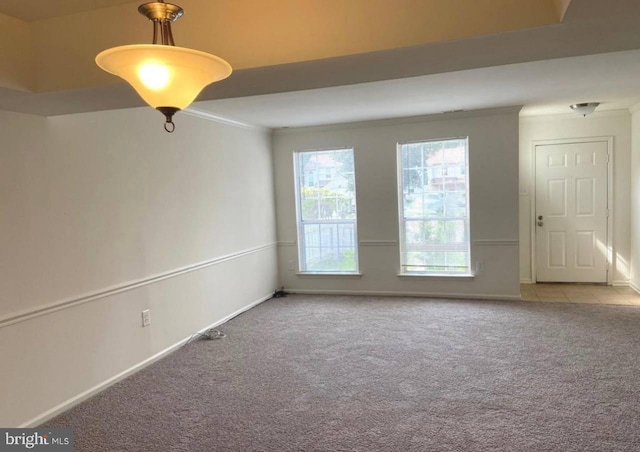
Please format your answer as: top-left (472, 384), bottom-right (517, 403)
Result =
top-left (521, 283), bottom-right (640, 306)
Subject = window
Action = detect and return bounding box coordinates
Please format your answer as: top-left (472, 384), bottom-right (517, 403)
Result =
top-left (294, 148), bottom-right (358, 273)
top-left (398, 138), bottom-right (470, 275)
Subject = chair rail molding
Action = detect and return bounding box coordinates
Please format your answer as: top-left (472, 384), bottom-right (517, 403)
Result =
top-left (0, 242), bottom-right (277, 329)
top-left (472, 239), bottom-right (519, 246)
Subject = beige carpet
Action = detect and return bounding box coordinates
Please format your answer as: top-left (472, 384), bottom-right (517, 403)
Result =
top-left (46, 295), bottom-right (640, 451)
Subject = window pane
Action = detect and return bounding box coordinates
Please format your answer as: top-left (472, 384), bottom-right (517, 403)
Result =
top-left (398, 138), bottom-right (470, 274)
top-left (295, 148), bottom-right (358, 273)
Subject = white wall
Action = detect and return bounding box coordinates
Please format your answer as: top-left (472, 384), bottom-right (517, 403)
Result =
top-left (630, 107), bottom-right (640, 291)
top-left (273, 107), bottom-right (521, 300)
top-left (519, 111), bottom-right (632, 284)
top-left (0, 108), bottom-right (278, 427)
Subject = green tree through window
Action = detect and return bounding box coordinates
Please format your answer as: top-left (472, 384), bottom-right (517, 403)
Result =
top-left (295, 148), bottom-right (359, 273)
top-left (398, 138), bottom-right (470, 274)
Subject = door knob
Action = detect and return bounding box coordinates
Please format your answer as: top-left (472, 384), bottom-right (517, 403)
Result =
top-left (537, 221), bottom-right (544, 227)
top-left (538, 215), bottom-right (543, 220)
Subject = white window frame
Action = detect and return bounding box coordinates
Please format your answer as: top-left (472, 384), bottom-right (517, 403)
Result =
top-left (397, 137), bottom-right (472, 276)
top-left (293, 147), bottom-right (360, 274)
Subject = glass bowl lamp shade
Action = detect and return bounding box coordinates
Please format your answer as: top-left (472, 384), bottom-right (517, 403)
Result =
top-left (569, 102), bottom-right (600, 117)
top-left (96, 44), bottom-right (232, 130)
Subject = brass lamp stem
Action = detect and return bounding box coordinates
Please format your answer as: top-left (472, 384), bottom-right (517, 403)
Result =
top-left (138, 1), bottom-right (184, 45)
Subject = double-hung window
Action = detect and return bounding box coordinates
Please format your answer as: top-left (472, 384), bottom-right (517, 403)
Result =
top-left (294, 148), bottom-right (358, 273)
top-left (398, 138), bottom-right (471, 275)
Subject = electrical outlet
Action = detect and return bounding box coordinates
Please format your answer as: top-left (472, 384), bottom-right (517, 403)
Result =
top-left (141, 309), bottom-right (151, 327)
top-left (288, 260), bottom-right (294, 271)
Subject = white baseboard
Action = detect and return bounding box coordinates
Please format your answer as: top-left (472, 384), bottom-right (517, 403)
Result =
top-left (612, 280), bottom-right (630, 287)
top-left (629, 281), bottom-right (640, 295)
top-left (287, 289), bottom-right (521, 302)
top-left (520, 279), bottom-right (629, 286)
top-left (21, 292), bottom-right (273, 428)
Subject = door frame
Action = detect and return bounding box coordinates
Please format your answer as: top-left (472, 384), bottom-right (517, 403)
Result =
top-left (529, 136), bottom-right (614, 284)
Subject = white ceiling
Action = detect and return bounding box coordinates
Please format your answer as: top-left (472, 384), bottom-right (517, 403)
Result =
top-left (193, 50), bottom-right (640, 128)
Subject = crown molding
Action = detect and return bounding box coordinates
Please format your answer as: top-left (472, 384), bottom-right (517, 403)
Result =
top-left (520, 109), bottom-right (631, 122)
top-left (183, 107), bottom-right (267, 131)
top-left (274, 106), bottom-right (523, 135)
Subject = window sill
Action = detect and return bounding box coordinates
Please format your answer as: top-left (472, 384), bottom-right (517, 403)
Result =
top-left (397, 273), bottom-right (475, 280)
top-left (296, 272), bottom-right (363, 278)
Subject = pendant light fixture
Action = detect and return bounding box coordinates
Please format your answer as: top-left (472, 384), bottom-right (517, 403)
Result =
top-left (96, 1), bottom-right (232, 132)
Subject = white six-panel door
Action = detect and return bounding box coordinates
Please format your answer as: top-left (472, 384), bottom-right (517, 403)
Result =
top-left (535, 141), bottom-right (608, 283)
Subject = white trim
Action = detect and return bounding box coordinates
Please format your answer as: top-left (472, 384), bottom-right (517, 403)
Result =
top-left (629, 281), bottom-right (640, 294)
top-left (629, 104), bottom-right (640, 115)
top-left (359, 240), bottom-right (397, 246)
top-left (287, 288), bottom-right (520, 301)
top-left (0, 243), bottom-right (277, 329)
top-left (612, 280), bottom-right (630, 287)
top-left (530, 137), bottom-right (613, 284)
top-left (397, 273), bottom-right (475, 279)
top-left (520, 109), bottom-right (631, 122)
top-left (473, 239), bottom-right (519, 246)
top-left (607, 137), bottom-right (615, 285)
top-left (296, 272), bottom-right (363, 278)
top-left (274, 106), bottom-right (523, 135)
top-left (182, 107), bottom-right (266, 131)
top-left (20, 292), bottom-right (273, 428)
top-left (284, 238), bottom-right (518, 248)
top-left (521, 279), bottom-right (628, 286)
